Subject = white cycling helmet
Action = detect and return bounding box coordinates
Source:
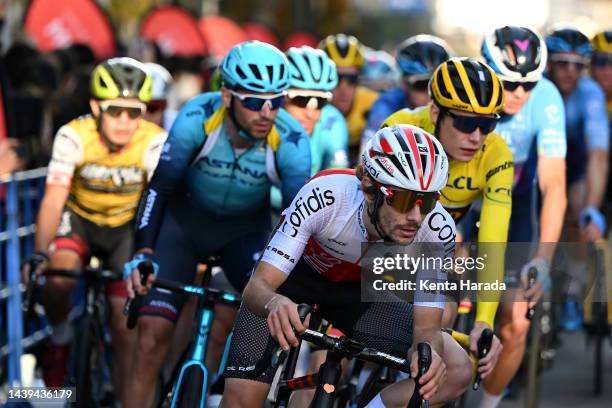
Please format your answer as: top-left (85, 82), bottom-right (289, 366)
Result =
top-left (362, 124), bottom-right (448, 192)
top-left (481, 26), bottom-right (547, 82)
top-left (145, 62), bottom-right (173, 101)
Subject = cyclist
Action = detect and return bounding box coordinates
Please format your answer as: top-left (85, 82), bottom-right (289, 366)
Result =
top-left (22, 58), bottom-right (166, 400)
top-left (360, 47), bottom-right (399, 92)
top-left (284, 46), bottom-right (349, 174)
top-left (319, 34), bottom-right (379, 164)
top-left (382, 58), bottom-right (509, 364)
top-left (477, 26), bottom-right (567, 408)
top-left (363, 35), bottom-right (451, 145)
top-left (220, 124), bottom-right (476, 408)
top-left (144, 62), bottom-right (175, 130)
top-left (123, 41), bottom-right (311, 408)
top-left (545, 27), bottom-right (610, 330)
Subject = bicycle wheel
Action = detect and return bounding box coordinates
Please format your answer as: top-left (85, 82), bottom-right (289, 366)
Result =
top-left (174, 365), bottom-right (205, 408)
top-left (525, 304), bottom-right (542, 408)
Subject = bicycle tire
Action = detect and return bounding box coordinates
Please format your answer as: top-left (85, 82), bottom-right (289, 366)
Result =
top-left (593, 301), bottom-right (604, 395)
top-left (175, 365), bottom-right (205, 408)
top-left (525, 305), bottom-right (542, 408)
top-left (74, 315), bottom-right (95, 408)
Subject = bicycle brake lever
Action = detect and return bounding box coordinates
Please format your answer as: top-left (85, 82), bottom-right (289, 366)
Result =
top-left (473, 328), bottom-right (494, 390)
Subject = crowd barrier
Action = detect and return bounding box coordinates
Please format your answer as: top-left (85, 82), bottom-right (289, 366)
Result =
top-left (0, 167), bottom-right (47, 385)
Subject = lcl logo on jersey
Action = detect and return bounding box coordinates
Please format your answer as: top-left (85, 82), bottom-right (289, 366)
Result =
top-left (447, 176), bottom-right (478, 191)
top-left (282, 187), bottom-right (335, 237)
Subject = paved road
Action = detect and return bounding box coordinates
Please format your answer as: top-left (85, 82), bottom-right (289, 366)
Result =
top-left (466, 331), bottom-right (612, 407)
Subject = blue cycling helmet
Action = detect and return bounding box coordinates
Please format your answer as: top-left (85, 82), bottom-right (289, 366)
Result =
top-left (286, 46), bottom-right (338, 91)
top-left (396, 35), bottom-right (451, 77)
top-left (221, 40), bottom-right (290, 93)
top-left (545, 26), bottom-right (592, 56)
top-left (361, 48), bottom-right (399, 91)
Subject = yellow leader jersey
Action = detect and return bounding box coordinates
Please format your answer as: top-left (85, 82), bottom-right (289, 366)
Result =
top-left (346, 86), bottom-right (379, 151)
top-left (383, 106), bottom-right (514, 327)
top-left (47, 115), bottom-right (167, 227)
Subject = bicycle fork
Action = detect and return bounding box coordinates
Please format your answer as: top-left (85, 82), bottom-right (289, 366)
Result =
top-left (170, 307), bottom-right (214, 408)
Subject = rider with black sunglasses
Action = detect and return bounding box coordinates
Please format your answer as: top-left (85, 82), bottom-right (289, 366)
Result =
top-left (479, 26), bottom-right (568, 408)
top-left (382, 57), bottom-right (510, 377)
top-left (363, 34), bottom-right (452, 146)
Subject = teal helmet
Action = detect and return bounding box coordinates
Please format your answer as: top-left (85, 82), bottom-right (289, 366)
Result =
top-left (221, 40), bottom-right (290, 93)
top-left (286, 46), bottom-right (338, 91)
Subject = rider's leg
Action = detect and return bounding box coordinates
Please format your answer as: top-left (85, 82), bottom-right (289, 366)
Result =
top-left (108, 294), bottom-right (137, 403)
top-left (482, 300), bottom-right (529, 396)
top-left (221, 378), bottom-right (271, 408)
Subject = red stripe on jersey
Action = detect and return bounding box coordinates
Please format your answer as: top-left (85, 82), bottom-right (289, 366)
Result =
top-left (308, 168), bottom-right (356, 183)
top-left (303, 237), bottom-right (361, 282)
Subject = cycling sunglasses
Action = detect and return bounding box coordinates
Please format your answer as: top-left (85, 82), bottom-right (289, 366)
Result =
top-left (549, 54), bottom-right (587, 70)
top-left (287, 92), bottom-right (332, 110)
top-left (229, 90), bottom-right (285, 111)
top-left (338, 73), bottom-right (359, 85)
top-left (380, 186), bottom-right (440, 215)
top-left (445, 110), bottom-right (499, 134)
top-left (503, 80), bottom-right (538, 92)
top-left (99, 101), bottom-right (146, 119)
top-left (592, 53), bottom-right (612, 67)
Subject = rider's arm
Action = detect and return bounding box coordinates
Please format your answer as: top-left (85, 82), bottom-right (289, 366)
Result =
top-left (243, 260), bottom-right (291, 317)
top-left (134, 102), bottom-right (205, 252)
top-left (536, 158), bottom-right (566, 260)
top-left (475, 137), bottom-right (514, 327)
top-left (534, 82), bottom-right (567, 260)
top-left (583, 82), bottom-right (610, 210)
top-left (34, 185), bottom-right (70, 253)
top-left (35, 125), bottom-right (82, 253)
top-left (275, 111), bottom-right (312, 208)
top-left (412, 306), bottom-right (444, 357)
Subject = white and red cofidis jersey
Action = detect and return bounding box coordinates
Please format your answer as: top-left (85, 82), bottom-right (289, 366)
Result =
top-left (260, 168), bottom-right (456, 309)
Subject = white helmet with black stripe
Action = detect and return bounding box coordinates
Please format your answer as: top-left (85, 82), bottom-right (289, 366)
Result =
top-left (362, 124), bottom-right (448, 192)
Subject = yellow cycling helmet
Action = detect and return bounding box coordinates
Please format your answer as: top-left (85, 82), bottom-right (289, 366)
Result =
top-left (429, 57), bottom-right (504, 115)
top-left (91, 57), bottom-right (153, 102)
top-left (318, 34), bottom-right (364, 69)
top-left (592, 30), bottom-right (612, 53)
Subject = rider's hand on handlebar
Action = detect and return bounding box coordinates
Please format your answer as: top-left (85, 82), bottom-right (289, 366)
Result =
top-left (520, 256), bottom-right (550, 305)
top-left (470, 322), bottom-right (502, 379)
top-left (411, 345), bottom-right (446, 401)
top-left (265, 296), bottom-right (310, 351)
top-left (124, 253), bottom-right (158, 298)
top-left (21, 251), bottom-right (49, 284)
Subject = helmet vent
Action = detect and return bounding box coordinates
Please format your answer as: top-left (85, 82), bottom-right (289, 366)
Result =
top-left (249, 64), bottom-right (262, 80)
top-left (235, 66), bottom-right (247, 80)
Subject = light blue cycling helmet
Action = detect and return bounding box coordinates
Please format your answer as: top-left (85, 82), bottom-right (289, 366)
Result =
top-left (221, 40), bottom-right (290, 93)
top-left (545, 26), bottom-right (592, 57)
top-left (286, 46), bottom-right (338, 91)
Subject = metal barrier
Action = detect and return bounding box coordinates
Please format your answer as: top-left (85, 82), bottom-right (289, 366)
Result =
top-left (0, 167), bottom-right (47, 385)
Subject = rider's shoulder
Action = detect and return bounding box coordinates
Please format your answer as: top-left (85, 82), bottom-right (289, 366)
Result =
top-left (274, 108), bottom-right (309, 139)
top-left (383, 105), bottom-right (431, 129)
top-left (176, 92), bottom-right (224, 121)
top-left (419, 202), bottom-right (456, 240)
top-left (317, 104), bottom-right (345, 131)
top-left (575, 77), bottom-right (605, 98)
top-left (481, 132), bottom-right (513, 161)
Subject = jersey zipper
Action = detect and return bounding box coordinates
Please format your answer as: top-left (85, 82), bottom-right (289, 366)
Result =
top-left (220, 140), bottom-right (264, 210)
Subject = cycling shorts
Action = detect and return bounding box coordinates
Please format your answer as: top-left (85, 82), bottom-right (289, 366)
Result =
top-left (50, 207), bottom-right (133, 298)
top-left (224, 259), bottom-right (414, 383)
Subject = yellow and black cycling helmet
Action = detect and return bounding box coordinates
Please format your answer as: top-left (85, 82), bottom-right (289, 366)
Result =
top-left (429, 57), bottom-right (504, 115)
top-left (592, 30), bottom-right (612, 54)
top-left (91, 57), bottom-right (153, 102)
top-left (318, 34), bottom-right (365, 69)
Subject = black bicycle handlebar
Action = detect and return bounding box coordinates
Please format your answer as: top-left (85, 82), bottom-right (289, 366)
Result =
top-left (526, 266), bottom-right (538, 320)
top-left (473, 328), bottom-right (494, 390)
top-left (124, 261), bottom-right (154, 330)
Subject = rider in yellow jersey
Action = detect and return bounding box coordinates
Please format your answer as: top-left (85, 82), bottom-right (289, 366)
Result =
top-left (22, 58), bottom-right (166, 402)
top-left (382, 58), bottom-right (511, 361)
top-left (319, 34), bottom-right (379, 163)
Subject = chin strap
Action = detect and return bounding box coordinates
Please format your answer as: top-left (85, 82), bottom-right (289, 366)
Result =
top-left (367, 191), bottom-right (393, 242)
top-left (228, 97), bottom-right (258, 142)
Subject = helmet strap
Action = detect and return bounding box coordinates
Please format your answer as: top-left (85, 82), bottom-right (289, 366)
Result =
top-left (228, 95), bottom-right (258, 142)
top-left (433, 105), bottom-right (446, 138)
top-left (367, 191), bottom-right (393, 242)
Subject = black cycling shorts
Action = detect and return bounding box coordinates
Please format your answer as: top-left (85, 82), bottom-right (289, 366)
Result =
top-left (224, 259), bottom-right (414, 383)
